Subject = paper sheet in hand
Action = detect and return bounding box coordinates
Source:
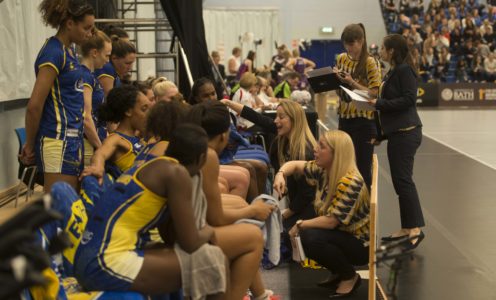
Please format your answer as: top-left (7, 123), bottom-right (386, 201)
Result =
top-left (291, 235), bottom-right (306, 262)
top-left (340, 85), bottom-right (375, 111)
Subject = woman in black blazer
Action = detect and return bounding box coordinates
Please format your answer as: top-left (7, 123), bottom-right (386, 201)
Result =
top-left (369, 34), bottom-right (425, 250)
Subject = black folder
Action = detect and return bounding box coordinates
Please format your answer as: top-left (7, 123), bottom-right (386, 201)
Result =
top-left (308, 66), bottom-right (346, 93)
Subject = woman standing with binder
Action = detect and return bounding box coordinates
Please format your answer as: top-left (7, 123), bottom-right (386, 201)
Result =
top-left (334, 23), bottom-right (382, 189)
top-left (368, 34), bottom-right (424, 249)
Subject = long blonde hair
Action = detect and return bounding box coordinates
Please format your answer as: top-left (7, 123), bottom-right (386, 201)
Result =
top-left (314, 130), bottom-right (369, 214)
top-left (276, 100), bottom-right (317, 167)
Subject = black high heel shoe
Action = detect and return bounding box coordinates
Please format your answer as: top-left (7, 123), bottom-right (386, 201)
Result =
top-left (328, 275), bottom-right (361, 298)
top-left (404, 231), bottom-right (425, 251)
top-left (381, 233), bottom-right (408, 242)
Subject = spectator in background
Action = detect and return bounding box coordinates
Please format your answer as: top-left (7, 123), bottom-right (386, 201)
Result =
top-left (484, 52), bottom-right (496, 81)
top-left (385, 0), bottom-right (398, 23)
top-left (212, 51), bottom-right (226, 80)
top-left (471, 55), bottom-right (486, 82)
top-left (475, 39), bottom-right (491, 58)
top-left (434, 47), bottom-right (449, 81)
top-left (458, 38), bottom-right (477, 64)
top-left (236, 50), bottom-right (256, 81)
top-left (450, 26), bottom-right (463, 49)
top-left (211, 50), bottom-right (227, 98)
top-left (227, 47), bottom-right (242, 86)
top-left (480, 19), bottom-right (494, 44)
top-left (455, 59), bottom-right (469, 82)
top-left (448, 13), bottom-right (458, 31)
top-left (270, 44), bottom-right (289, 83)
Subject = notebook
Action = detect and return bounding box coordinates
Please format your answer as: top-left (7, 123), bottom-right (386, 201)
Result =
top-left (307, 66), bottom-right (345, 93)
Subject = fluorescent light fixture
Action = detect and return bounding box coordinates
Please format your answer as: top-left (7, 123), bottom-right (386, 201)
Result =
top-left (320, 26), bottom-right (334, 34)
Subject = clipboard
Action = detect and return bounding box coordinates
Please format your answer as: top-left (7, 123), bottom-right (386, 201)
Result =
top-left (308, 67), bottom-right (347, 93)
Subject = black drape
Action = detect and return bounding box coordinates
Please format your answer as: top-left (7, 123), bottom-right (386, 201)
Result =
top-left (159, 0), bottom-right (214, 98)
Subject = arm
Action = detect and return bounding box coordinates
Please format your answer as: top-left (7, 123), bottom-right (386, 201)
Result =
top-left (221, 99), bottom-right (277, 133)
top-left (165, 165), bottom-right (214, 253)
top-left (80, 134), bottom-right (121, 182)
top-left (22, 67), bottom-right (57, 165)
top-left (304, 58), bottom-right (316, 73)
top-left (83, 86), bottom-right (102, 149)
top-left (228, 58), bottom-right (237, 74)
top-left (273, 161), bottom-right (307, 195)
top-left (98, 76), bottom-right (114, 98)
top-left (375, 66), bottom-right (418, 112)
top-left (289, 215), bottom-right (339, 238)
top-left (286, 58), bottom-right (295, 71)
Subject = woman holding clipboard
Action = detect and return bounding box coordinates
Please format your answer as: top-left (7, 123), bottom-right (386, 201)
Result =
top-left (368, 34), bottom-right (424, 249)
top-left (333, 23), bottom-right (382, 189)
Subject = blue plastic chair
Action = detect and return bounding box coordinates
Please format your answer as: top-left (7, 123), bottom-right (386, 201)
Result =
top-left (14, 128), bottom-right (37, 207)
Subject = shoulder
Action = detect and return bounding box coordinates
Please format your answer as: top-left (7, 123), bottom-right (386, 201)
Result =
top-left (203, 148), bottom-right (220, 175)
top-left (143, 158), bottom-right (189, 184)
top-left (396, 63), bottom-right (417, 78)
top-left (337, 171), bottom-right (364, 190)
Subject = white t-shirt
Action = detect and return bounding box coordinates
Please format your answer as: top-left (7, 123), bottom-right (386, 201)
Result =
top-left (232, 87), bottom-right (257, 128)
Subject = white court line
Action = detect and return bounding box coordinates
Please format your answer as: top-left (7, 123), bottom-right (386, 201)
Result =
top-left (422, 132), bottom-right (496, 171)
top-left (324, 115), bottom-right (496, 170)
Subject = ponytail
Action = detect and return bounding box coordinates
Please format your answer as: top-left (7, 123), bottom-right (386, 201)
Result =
top-left (341, 23), bottom-right (370, 82)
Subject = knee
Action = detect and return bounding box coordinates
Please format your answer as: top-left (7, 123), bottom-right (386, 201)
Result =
top-left (241, 224), bottom-right (264, 251)
top-left (300, 228), bottom-right (323, 248)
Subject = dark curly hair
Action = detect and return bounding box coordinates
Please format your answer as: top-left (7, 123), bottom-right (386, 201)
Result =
top-left (146, 101), bottom-right (190, 141)
top-left (39, 0), bottom-right (94, 29)
top-left (98, 85), bottom-right (139, 123)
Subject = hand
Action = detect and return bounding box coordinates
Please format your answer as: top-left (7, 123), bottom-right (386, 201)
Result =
top-left (79, 165), bottom-right (104, 185)
top-left (289, 224), bottom-right (299, 238)
top-left (370, 138), bottom-right (382, 146)
top-left (251, 200), bottom-right (276, 221)
top-left (273, 172), bottom-right (287, 196)
top-left (368, 98), bottom-right (377, 106)
top-left (220, 99), bottom-right (231, 106)
top-left (20, 143), bottom-right (35, 165)
top-left (335, 70), bottom-right (354, 85)
top-left (282, 208), bottom-right (295, 219)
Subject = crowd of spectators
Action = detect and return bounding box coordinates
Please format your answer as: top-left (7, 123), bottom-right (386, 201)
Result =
top-left (382, 0), bottom-right (496, 83)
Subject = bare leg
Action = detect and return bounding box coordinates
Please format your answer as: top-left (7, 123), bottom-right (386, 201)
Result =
top-left (131, 247), bottom-right (182, 294)
top-left (43, 173), bottom-right (79, 193)
top-left (215, 224), bottom-right (264, 300)
top-left (237, 159), bottom-right (268, 197)
top-left (221, 193), bottom-right (249, 209)
top-left (218, 176), bottom-right (230, 194)
top-left (229, 161), bottom-right (259, 201)
top-left (219, 165), bottom-right (250, 198)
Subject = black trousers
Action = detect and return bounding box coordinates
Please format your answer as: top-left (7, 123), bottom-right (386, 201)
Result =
top-left (387, 127), bottom-right (425, 228)
top-left (300, 228), bottom-right (369, 280)
top-left (339, 117), bottom-right (375, 188)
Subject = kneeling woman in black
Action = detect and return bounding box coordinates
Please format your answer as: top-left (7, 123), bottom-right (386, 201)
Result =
top-left (274, 130), bottom-right (370, 298)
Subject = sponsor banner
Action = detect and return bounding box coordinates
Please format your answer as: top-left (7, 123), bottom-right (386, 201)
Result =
top-left (439, 83), bottom-right (496, 106)
top-left (417, 82), bottom-right (439, 107)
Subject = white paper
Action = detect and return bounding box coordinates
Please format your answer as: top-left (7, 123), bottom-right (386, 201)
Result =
top-left (291, 235), bottom-right (307, 262)
top-left (340, 85), bottom-right (375, 111)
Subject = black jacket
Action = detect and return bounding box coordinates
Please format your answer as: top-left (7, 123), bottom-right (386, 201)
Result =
top-left (375, 63), bottom-right (422, 136)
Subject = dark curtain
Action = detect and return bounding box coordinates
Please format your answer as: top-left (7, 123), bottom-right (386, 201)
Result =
top-left (159, 0), bottom-right (214, 98)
